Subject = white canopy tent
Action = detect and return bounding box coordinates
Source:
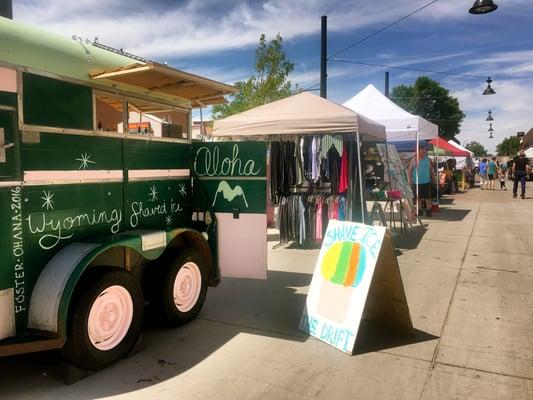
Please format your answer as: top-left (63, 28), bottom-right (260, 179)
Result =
top-left (343, 84), bottom-right (440, 214)
top-left (343, 84), bottom-right (438, 141)
top-left (212, 91), bottom-right (386, 140)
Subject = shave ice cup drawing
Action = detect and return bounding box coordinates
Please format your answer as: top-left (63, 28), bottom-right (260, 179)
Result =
top-left (317, 241), bottom-right (367, 323)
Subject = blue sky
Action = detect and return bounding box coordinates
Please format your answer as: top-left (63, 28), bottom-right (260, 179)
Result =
top-left (14, 0), bottom-right (533, 152)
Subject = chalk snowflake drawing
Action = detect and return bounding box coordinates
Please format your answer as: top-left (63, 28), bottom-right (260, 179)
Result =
top-left (148, 185), bottom-right (158, 202)
top-left (41, 190), bottom-right (55, 210)
top-left (165, 215), bottom-right (173, 226)
top-left (178, 183), bottom-right (187, 197)
top-left (76, 152), bottom-right (96, 169)
top-left (211, 181), bottom-right (248, 208)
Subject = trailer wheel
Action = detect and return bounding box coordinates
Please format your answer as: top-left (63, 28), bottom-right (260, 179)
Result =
top-left (152, 249), bottom-right (208, 326)
top-left (61, 268), bottom-right (144, 370)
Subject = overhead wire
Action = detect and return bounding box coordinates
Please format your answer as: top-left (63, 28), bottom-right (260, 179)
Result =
top-left (328, 0), bottom-right (440, 59)
top-left (329, 58), bottom-right (488, 79)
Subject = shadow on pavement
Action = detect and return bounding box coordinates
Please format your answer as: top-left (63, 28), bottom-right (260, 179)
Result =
top-left (0, 270), bottom-right (310, 398)
top-left (353, 320), bottom-right (438, 355)
top-left (429, 208), bottom-right (470, 221)
top-left (438, 197), bottom-right (455, 205)
top-left (393, 225), bottom-right (427, 250)
top-left (0, 269), bottom-right (435, 398)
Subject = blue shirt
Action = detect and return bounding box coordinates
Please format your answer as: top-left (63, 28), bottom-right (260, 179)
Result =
top-left (479, 161), bottom-right (487, 175)
top-left (488, 161), bottom-right (496, 175)
top-left (412, 156), bottom-right (431, 184)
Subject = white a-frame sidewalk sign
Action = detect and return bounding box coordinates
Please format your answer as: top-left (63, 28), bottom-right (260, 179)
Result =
top-left (299, 220), bottom-right (414, 354)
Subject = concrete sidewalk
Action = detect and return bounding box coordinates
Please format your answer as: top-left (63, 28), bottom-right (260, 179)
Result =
top-left (0, 184), bottom-right (532, 399)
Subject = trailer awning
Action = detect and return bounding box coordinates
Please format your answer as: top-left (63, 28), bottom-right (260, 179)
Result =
top-left (91, 62), bottom-right (237, 106)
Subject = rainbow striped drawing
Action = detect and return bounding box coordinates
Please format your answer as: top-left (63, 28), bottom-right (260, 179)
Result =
top-left (321, 241), bottom-right (367, 288)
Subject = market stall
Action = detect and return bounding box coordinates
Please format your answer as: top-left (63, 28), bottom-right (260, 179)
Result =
top-left (343, 84), bottom-right (439, 217)
top-left (447, 140), bottom-right (474, 169)
top-left (429, 138), bottom-right (472, 193)
top-left (211, 91), bottom-right (387, 246)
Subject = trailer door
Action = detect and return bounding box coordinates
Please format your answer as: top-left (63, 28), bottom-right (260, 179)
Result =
top-left (192, 142), bottom-right (267, 279)
top-left (0, 109), bottom-right (19, 181)
top-left (0, 79), bottom-right (20, 340)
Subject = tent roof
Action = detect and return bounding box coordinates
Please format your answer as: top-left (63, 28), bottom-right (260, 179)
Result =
top-left (212, 91), bottom-right (386, 139)
top-left (447, 140), bottom-right (473, 156)
top-left (343, 84), bottom-right (439, 141)
top-left (429, 138), bottom-right (470, 157)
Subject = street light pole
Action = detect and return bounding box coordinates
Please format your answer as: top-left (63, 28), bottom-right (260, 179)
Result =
top-left (320, 15), bottom-right (327, 98)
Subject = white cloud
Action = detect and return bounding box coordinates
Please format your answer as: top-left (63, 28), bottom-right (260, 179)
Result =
top-left (13, 0), bottom-right (498, 61)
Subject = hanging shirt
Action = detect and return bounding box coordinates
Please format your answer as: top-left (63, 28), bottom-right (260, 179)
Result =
top-left (339, 196), bottom-right (346, 221)
top-left (412, 155), bottom-right (431, 184)
top-left (339, 142), bottom-right (349, 193)
top-left (298, 196), bottom-right (306, 245)
top-left (311, 136), bottom-right (321, 182)
top-left (327, 145), bottom-right (341, 194)
top-left (316, 198), bottom-right (323, 241)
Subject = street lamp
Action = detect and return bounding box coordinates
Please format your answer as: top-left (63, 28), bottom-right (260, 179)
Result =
top-left (486, 110), bottom-right (494, 121)
top-left (488, 123), bottom-right (494, 138)
top-left (469, 0), bottom-right (498, 15)
top-left (483, 77), bottom-right (496, 95)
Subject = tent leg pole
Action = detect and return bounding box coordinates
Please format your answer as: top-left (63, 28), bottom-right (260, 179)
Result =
top-left (416, 132), bottom-right (419, 220)
top-left (436, 136), bottom-right (439, 206)
top-left (356, 132), bottom-right (365, 224)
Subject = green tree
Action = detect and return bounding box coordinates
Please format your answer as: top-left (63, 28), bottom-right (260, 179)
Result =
top-left (212, 34), bottom-right (296, 119)
top-left (391, 76), bottom-right (465, 140)
top-left (465, 141), bottom-right (488, 157)
top-left (496, 136), bottom-right (521, 156)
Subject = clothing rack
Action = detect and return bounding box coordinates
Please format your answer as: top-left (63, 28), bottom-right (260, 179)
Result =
top-left (270, 134), bottom-right (367, 248)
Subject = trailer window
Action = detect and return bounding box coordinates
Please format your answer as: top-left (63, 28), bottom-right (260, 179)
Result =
top-left (23, 73), bottom-right (93, 130)
top-left (95, 93), bottom-right (125, 133)
top-left (125, 100), bottom-right (189, 139)
top-left (95, 92), bottom-right (189, 139)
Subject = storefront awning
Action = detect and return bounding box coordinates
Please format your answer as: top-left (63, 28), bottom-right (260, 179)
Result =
top-left (91, 62), bottom-right (237, 106)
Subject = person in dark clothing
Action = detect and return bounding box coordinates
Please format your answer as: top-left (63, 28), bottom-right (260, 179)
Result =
top-left (512, 150), bottom-right (530, 199)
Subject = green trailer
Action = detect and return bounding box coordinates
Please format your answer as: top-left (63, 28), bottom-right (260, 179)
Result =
top-left (0, 17), bottom-right (267, 370)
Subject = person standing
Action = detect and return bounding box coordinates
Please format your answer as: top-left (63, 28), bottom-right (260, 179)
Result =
top-left (408, 144), bottom-right (435, 217)
top-left (478, 158), bottom-right (488, 190)
top-left (512, 150), bottom-right (530, 199)
top-left (487, 157), bottom-right (497, 190)
top-left (497, 160), bottom-right (507, 190)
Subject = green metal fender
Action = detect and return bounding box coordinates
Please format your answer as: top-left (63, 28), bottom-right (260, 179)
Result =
top-left (27, 228), bottom-right (213, 344)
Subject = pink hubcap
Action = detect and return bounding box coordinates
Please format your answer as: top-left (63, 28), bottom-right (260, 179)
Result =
top-left (87, 285), bottom-right (134, 351)
top-left (173, 262), bottom-right (202, 312)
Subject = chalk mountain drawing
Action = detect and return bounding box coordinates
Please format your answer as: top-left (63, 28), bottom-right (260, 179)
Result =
top-left (212, 181), bottom-right (249, 208)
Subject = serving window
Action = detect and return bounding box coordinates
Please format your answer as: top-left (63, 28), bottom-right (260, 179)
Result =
top-left (95, 91), bottom-right (190, 140)
top-left (18, 71), bottom-right (190, 141)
